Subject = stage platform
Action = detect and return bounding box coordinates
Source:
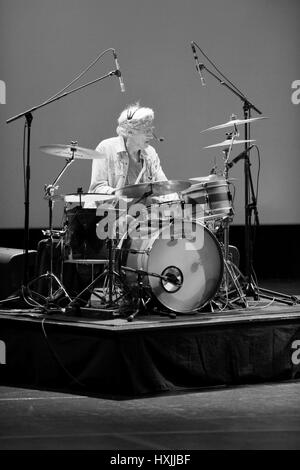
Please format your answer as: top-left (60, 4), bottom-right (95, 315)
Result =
top-left (0, 293), bottom-right (300, 398)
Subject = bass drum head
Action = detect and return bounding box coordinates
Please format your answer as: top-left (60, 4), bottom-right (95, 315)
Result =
top-left (147, 222), bottom-right (223, 312)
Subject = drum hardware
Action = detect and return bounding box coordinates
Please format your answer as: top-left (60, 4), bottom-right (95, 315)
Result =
top-left (120, 265), bottom-right (180, 321)
top-left (25, 144), bottom-right (86, 311)
top-left (65, 236), bottom-right (122, 311)
top-left (118, 220), bottom-right (224, 314)
top-left (191, 41), bottom-right (263, 299)
top-left (215, 250), bottom-right (248, 310)
top-left (35, 140), bottom-right (119, 312)
top-left (63, 193), bottom-right (116, 206)
top-left (201, 115), bottom-right (299, 306)
top-left (4, 60), bottom-right (124, 305)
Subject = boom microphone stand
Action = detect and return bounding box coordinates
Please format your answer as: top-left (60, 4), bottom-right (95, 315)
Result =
top-left (3, 69), bottom-right (120, 306)
top-left (192, 41), bottom-right (299, 305)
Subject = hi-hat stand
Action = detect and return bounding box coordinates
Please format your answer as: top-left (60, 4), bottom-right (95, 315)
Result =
top-left (192, 41), bottom-right (300, 306)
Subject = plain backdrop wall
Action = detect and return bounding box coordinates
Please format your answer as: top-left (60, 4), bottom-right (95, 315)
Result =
top-left (0, 0), bottom-right (299, 229)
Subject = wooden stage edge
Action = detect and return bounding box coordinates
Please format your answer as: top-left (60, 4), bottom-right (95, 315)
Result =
top-left (1, 297), bottom-right (300, 333)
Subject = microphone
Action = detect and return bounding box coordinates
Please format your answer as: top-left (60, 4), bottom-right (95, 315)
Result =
top-left (113, 49), bottom-right (125, 93)
top-left (191, 42), bottom-right (206, 86)
top-left (227, 145), bottom-right (254, 168)
top-left (153, 132), bottom-right (165, 142)
top-left (209, 164), bottom-right (217, 175)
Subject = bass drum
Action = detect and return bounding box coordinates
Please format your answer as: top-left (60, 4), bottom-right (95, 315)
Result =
top-left (118, 221), bottom-right (223, 313)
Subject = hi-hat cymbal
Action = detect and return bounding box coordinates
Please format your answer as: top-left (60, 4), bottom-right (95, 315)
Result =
top-left (114, 180), bottom-right (192, 198)
top-left (40, 144), bottom-right (105, 160)
top-left (204, 139), bottom-right (255, 149)
top-left (201, 116), bottom-right (268, 133)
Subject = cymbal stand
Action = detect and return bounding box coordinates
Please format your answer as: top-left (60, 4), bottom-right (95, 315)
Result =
top-left (212, 129), bottom-right (248, 309)
top-left (219, 131), bottom-right (236, 287)
top-left (192, 41), bottom-right (300, 306)
top-left (26, 145), bottom-right (79, 311)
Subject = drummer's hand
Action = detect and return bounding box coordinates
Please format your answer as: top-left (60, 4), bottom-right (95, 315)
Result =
top-left (150, 196), bottom-right (161, 204)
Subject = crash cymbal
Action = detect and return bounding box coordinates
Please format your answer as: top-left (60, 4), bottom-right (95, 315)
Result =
top-left (64, 193), bottom-right (116, 204)
top-left (204, 139), bottom-right (255, 149)
top-left (201, 116), bottom-right (268, 132)
top-left (114, 180), bottom-right (192, 198)
top-left (40, 144), bottom-right (105, 159)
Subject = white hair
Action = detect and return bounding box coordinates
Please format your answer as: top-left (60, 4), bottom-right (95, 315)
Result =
top-left (116, 102), bottom-right (154, 137)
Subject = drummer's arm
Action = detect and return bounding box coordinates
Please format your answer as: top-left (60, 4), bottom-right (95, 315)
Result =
top-left (88, 146), bottom-right (115, 195)
top-left (150, 149), bottom-right (168, 182)
top-left (150, 150), bottom-right (180, 202)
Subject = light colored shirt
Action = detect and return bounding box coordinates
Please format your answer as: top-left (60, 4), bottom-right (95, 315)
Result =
top-left (88, 136), bottom-right (168, 195)
top-left (126, 153), bottom-right (143, 186)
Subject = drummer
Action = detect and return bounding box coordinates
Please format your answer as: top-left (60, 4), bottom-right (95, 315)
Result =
top-left (87, 102), bottom-right (177, 206)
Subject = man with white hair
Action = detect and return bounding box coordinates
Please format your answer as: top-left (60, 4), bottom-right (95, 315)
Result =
top-left (67, 103), bottom-right (175, 312)
top-left (88, 102), bottom-right (168, 194)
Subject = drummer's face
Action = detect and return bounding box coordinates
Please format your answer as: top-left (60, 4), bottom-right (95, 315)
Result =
top-left (129, 128), bottom-right (154, 150)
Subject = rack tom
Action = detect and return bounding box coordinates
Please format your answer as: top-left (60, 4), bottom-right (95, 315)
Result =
top-left (183, 178), bottom-right (233, 219)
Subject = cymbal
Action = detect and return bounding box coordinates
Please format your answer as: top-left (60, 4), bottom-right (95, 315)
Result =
top-left (204, 139), bottom-right (255, 149)
top-left (114, 180), bottom-right (192, 198)
top-left (189, 174), bottom-right (220, 183)
top-left (201, 116), bottom-right (268, 132)
top-left (40, 144), bottom-right (104, 160)
top-left (189, 176), bottom-right (238, 182)
top-left (64, 193), bottom-right (116, 204)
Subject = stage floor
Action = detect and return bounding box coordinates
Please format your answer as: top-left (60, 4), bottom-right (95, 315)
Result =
top-left (0, 280), bottom-right (300, 449)
top-left (0, 281), bottom-right (300, 398)
top-left (0, 289), bottom-right (300, 331)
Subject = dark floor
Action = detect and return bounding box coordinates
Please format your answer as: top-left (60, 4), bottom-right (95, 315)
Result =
top-left (0, 279), bottom-right (300, 451)
top-left (259, 278), bottom-right (300, 295)
top-left (0, 381), bottom-right (299, 450)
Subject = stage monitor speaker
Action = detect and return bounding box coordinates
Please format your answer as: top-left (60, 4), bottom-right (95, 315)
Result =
top-left (0, 248), bottom-right (37, 300)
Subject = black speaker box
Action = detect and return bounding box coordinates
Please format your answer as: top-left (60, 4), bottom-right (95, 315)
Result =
top-left (0, 248), bottom-right (37, 299)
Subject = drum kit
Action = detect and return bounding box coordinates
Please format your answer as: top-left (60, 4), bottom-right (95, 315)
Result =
top-left (28, 115), bottom-right (274, 319)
